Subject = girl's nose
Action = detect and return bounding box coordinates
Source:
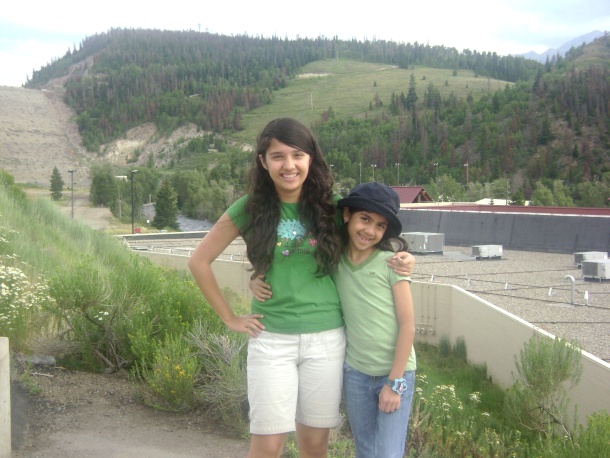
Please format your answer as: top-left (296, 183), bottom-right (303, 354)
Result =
top-left (283, 157), bottom-right (295, 170)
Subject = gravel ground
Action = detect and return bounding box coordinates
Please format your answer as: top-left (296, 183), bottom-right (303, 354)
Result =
top-left (128, 238), bottom-right (610, 363)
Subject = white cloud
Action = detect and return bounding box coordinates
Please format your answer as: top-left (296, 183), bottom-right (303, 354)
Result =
top-left (0, 0), bottom-right (608, 86)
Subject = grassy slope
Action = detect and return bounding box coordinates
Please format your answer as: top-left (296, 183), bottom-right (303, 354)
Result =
top-left (232, 58), bottom-right (511, 144)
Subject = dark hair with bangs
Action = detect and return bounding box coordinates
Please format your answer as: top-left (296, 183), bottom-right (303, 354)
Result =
top-left (242, 118), bottom-right (342, 279)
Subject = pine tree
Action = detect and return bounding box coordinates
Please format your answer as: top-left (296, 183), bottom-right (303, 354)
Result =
top-left (152, 179), bottom-right (179, 230)
top-left (50, 166), bottom-right (64, 201)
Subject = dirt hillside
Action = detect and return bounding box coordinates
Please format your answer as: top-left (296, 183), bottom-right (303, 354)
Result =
top-left (0, 85), bottom-right (91, 187)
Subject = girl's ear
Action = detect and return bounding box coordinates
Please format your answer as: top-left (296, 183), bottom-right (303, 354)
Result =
top-left (342, 207), bottom-right (351, 223)
top-left (258, 154), bottom-right (268, 170)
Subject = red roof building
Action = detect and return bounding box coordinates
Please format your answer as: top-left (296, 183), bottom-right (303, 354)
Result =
top-left (391, 186), bottom-right (434, 205)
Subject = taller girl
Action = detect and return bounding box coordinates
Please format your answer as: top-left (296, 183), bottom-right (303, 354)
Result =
top-left (189, 117), bottom-right (412, 458)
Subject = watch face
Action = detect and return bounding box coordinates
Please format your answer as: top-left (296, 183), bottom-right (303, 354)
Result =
top-left (395, 380), bottom-right (406, 394)
top-left (389, 378), bottom-right (407, 394)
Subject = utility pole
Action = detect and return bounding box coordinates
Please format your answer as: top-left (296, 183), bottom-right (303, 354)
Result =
top-left (68, 169), bottom-right (75, 220)
top-left (131, 170), bottom-right (138, 234)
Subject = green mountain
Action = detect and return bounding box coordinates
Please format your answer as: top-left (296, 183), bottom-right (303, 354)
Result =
top-left (26, 29), bottom-right (610, 211)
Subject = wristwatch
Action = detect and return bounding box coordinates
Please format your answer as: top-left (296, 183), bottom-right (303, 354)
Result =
top-left (386, 377), bottom-right (407, 395)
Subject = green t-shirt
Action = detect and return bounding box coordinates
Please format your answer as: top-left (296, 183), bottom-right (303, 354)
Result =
top-left (226, 195), bottom-right (343, 334)
top-left (332, 249), bottom-right (416, 376)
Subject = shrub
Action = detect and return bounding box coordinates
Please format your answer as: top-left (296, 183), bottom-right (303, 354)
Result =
top-left (135, 334), bottom-right (200, 412)
top-left (504, 336), bottom-right (582, 439)
top-left (0, 263), bottom-right (53, 351)
top-left (187, 321), bottom-right (249, 437)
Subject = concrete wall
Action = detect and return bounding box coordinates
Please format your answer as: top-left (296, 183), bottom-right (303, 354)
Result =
top-left (0, 337), bottom-right (10, 458)
top-left (140, 252), bottom-right (610, 428)
top-left (411, 283), bottom-right (610, 425)
top-left (398, 210), bottom-right (610, 253)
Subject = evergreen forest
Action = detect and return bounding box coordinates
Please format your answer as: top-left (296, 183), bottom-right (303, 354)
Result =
top-left (26, 28), bottom-right (610, 220)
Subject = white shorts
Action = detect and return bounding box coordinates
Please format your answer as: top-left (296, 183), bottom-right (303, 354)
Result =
top-left (246, 327), bottom-right (346, 435)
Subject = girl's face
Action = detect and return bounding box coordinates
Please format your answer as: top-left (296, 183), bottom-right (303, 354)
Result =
top-left (259, 138), bottom-right (311, 203)
top-left (343, 208), bottom-right (388, 255)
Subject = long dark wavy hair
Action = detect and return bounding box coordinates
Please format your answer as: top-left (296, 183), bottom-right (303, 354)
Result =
top-left (242, 117), bottom-right (342, 279)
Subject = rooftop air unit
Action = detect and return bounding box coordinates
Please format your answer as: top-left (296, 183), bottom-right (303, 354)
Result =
top-left (472, 245), bottom-right (503, 260)
top-left (573, 251), bottom-right (608, 268)
top-left (582, 260), bottom-right (610, 281)
top-left (401, 232), bottom-right (444, 254)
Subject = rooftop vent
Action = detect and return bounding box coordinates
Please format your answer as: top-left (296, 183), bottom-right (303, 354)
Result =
top-left (582, 260), bottom-right (610, 281)
top-left (472, 245), bottom-right (503, 260)
top-left (574, 251), bottom-right (608, 268)
top-left (401, 232), bottom-right (444, 254)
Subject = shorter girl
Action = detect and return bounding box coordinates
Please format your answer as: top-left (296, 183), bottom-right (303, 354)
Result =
top-left (334, 182), bottom-right (416, 458)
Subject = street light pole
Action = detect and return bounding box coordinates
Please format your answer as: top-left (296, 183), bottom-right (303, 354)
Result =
top-left (434, 162), bottom-right (438, 181)
top-left (131, 170), bottom-right (138, 234)
top-left (68, 169), bottom-right (75, 220)
top-left (371, 164), bottom-right (377, 181)
top-left (464, 163), bottom-right (469, 190)
top-left (359, 162), bottom-right (362, 184)
top-left (395, 163), bottom-right (400, 186)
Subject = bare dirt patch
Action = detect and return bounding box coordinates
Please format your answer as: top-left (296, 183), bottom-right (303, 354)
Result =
top-left (11, 366), bottom-right (249, 457)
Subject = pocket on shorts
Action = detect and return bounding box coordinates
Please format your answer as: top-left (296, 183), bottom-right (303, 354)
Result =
top-left (247, 331), bottom-right (275, 366)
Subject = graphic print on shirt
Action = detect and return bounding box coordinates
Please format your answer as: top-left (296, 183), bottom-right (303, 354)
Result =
top-left (277, 218), bottom-right (315, 256)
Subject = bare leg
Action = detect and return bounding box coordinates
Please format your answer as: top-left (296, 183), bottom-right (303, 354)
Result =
top-left (295, 423), bottom-right (330, 458)
top-left (247, 433), bottom-right (286, 458)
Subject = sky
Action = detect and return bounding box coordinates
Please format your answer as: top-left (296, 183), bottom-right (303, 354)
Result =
top-left (0, 0), bottom-right (608, 87)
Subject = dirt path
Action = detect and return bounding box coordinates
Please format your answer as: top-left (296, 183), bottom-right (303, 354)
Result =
top-left (11, 366), bottom-right (249, 457)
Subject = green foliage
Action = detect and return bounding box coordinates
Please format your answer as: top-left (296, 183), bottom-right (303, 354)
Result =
top-left (0, 260), bottom-right (53, 351)
top-left (439, 335), bottom-right (451, 357)
top-left (89, 163), bottom-right (118, 207)
top-left (187, 322), bottom-right (250, 437)
top-left (531, 181), bottom-right (556, 206)
top-left (152, 179), bottom-right (179, 230)
top-left (49, 166), bottom-right (64, 201)
top-left (504, 336), bottom-right (583, 439)
top-left (135, 334), bottom-right (200, 412)
top-left (453, 336), bottom-right (467, 362)
top-left (572, 412), bottom-right (610, 458)
top-left (510, 188), bottom-right (526, 205)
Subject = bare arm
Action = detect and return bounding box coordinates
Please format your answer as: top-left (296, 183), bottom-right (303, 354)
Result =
top-left (378, 280), bottom-right (415, 413)
top-left (188, 212), bottom-right (264, 337)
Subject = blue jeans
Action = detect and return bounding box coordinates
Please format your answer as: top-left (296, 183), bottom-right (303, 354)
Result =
top-left (343, 364), bottom-right (416, 458)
